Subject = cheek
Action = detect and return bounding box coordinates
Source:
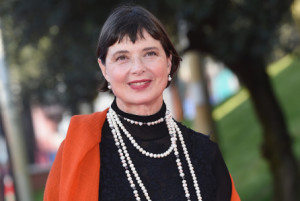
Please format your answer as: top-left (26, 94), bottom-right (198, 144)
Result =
top-left (154, 64), bottom-right (169, 79)
top-left (107, 67), bottom-right (127, 83)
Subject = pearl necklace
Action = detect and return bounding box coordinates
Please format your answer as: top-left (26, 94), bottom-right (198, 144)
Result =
top-left (118, 115), bottom-right (165, 126)
top-left (107, 108), bottom-right (202, 201)
top-left (113, 109), bottom-right (174, 158)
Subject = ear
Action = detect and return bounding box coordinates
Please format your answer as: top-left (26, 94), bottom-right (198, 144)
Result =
top-left (98, 58), bottom-right (109, 82)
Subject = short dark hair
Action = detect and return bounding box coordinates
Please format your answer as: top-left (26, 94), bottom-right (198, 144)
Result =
top-left (96, 5), bottom-right (181, 91)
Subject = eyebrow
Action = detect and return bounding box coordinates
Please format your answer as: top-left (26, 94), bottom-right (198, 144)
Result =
top-left (112, 50), bottom-right (129, 56)
top-left (143, 47), bottom-right (159, 51)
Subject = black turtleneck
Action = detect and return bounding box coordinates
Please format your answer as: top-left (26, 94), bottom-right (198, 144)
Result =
top-left (99, 99), bottom-right (231, 201)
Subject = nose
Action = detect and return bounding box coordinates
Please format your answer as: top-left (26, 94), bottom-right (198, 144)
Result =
top-left (131, 57), bottom-right (145, 75)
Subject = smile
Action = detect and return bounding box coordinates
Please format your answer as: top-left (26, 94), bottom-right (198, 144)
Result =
top-left (128, 80), bottom-right (151, 90)
top-left (129, 81), bottom-right (151, 86)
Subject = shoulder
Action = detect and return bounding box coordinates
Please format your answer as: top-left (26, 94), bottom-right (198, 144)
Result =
top-left (65, 108), bottom-right (109, 143)
top-left (176, 121), bottom-right (218, 159)
top-left (69, 109), bottom-right (109, 127)
top-left (177, 121), bottom-right (214, 146)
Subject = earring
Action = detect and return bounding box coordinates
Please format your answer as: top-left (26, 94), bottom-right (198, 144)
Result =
top-left (168, 75), bottom-right (172, 81)
top-left (108, 83), bottom-right (112, 89)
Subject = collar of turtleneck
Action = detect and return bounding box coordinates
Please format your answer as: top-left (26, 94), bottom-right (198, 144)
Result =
top-left (110, 98), bottom-right (169, 141)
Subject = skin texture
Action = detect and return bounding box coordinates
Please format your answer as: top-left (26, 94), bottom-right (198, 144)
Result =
top-left (98, 30), bottom-right (172, 116)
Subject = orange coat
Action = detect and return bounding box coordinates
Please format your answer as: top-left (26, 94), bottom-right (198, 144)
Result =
top-left (44, 109), bottom-right (240, 201)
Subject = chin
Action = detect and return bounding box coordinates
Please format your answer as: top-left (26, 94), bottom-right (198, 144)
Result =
top-left (126, 94), bottom-right (162, 105)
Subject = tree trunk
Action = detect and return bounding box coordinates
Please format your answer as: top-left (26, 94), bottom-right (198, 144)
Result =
top-left (232, 61), bottom-right (299, 201)
top-left (181, 51), bottom-right (217, 141)
top-left (21, 95), bottom-right (36, 164)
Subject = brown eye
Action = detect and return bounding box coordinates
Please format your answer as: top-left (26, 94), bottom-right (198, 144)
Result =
top-left (146, 51), bottom-right (157, 57)
top-left (116, 55), bottom-right (127, 61)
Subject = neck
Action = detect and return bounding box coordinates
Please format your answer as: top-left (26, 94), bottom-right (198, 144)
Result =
top-left (116, 98), bottom-right (163, 116)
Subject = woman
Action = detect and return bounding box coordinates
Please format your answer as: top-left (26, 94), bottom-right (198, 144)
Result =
top-left (44, 5), bottom-right (240, 201)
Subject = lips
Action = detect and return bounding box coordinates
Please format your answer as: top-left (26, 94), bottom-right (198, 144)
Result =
top-left (128, 80), bottom-right (151, 89)
top-left (129, 81), bottom-right (150, 86)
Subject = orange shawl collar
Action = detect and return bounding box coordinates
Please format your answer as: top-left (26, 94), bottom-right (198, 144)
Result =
top-left (44, 110), bottom-right (108, 201)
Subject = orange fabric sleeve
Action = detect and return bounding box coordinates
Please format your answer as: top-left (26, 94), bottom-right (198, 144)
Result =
top-left (43, 111), bottom-right (107, 201)
top-left (44, 141), bottom-right (65, 201)
top-left (230, 174), bottom-right (241, 201)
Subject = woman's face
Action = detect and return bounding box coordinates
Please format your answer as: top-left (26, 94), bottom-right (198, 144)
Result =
top-left (98, 30), bottom-right (171, 114)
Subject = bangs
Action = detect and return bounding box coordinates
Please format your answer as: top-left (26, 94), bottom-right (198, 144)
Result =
top-left (113, 13), bottom-right (160, 45)
top-left (116, 25), bottom-right (145, 44)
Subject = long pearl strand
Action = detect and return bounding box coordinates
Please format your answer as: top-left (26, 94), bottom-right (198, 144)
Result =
top-left (108, 111), bottom-right (151, 200)
top-left (107, 108), bottom-right (202, 201)
top-left (171, 118), bottom-right (202, 201)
